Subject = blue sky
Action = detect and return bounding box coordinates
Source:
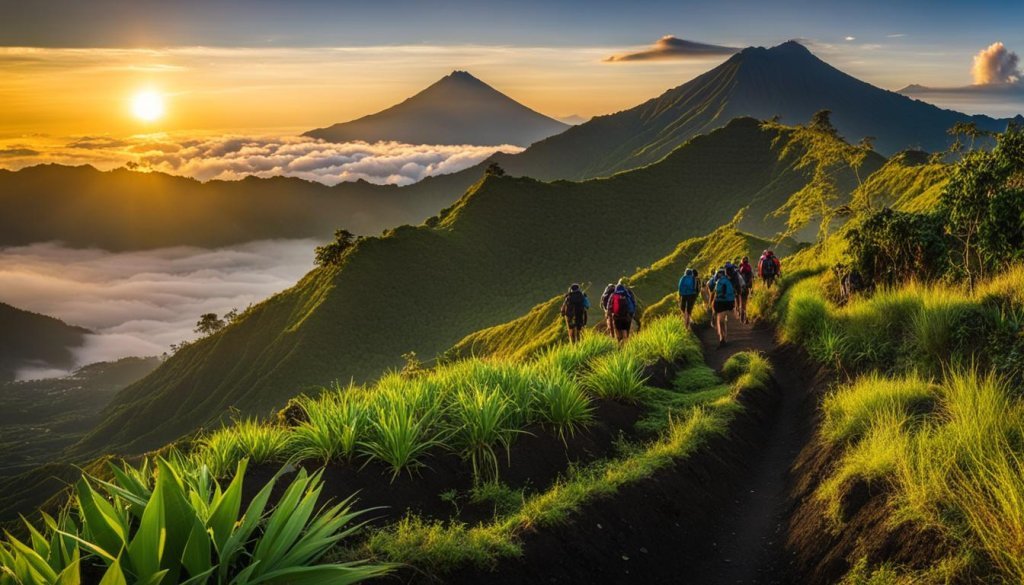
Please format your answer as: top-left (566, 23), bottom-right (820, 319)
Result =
top-left (3, 0), bottom-right (1021, 51)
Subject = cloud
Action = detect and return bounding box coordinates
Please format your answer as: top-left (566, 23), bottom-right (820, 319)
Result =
top-left (972, 42), bottom-right (1021, 85)
top-left (844, 36), bottom-right (856, 42)
top-left (886, 33), bottom-right (906, 38)
top-left (604, 36), bottom-right (738, 62)
top-left (0, 147), bottom-right (39, 158)
top-left (1, 240), bottom-right (316, 379)
top-left (0, 134), bottom-right (524, 186)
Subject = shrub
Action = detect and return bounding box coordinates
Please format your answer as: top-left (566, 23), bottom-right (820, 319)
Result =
top-left (290, 393), bottom-right (368, 463)
top-left (448, 386), bottom-right (521, 483)
top-left (0, 458), bottom-right (390, 584)
top-left (531, 368), bottom-right (594, 441)
top-left (361, 399), bottom-right (445, 480)
top-left (582, 352), bottom-right (649, 402)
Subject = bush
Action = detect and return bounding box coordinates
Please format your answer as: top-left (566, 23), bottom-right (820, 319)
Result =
top-left (582, 352), bottom-right (649, 403)
top-left (0, 458), bottom-right (390, 584)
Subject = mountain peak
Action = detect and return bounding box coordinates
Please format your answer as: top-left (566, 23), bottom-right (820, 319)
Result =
top-left (304, 70), bottom-right (568, 146)
top-left (445, 70), bottom-right (481, 83)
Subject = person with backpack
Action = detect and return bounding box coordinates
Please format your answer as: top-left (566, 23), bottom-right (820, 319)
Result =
top-left (609, 283), bottom-right (636, 342)
top-left (600, 283), bottom-right (616, 338)
top-left (678, 268), bottom-right (700, 329)
top-left (738, 256), bottom-right (754, 293)
top-left (709, 267), bottom-right (735, 347)
top-left (617, 278), bottom-right (641, 332)
top-left (759, 250), bottom-right (782, 289)
top-left (560, 283), bottom-right (590, 344)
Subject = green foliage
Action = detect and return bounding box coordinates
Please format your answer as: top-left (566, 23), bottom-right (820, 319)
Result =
top-left (360, 399), bottom-right (445, 481)
top-left (290, 393), bottom-right (368, 463)
top-left (817, 369), bottom-right (1024, 583)
top-left (530, 368), bottom-right (594, 441)
top-left (314, 229), bottom-right (359, 267)
top-left (941, 123), bottom-right (1024, 282)
top-left (448, 387), bottom-right (520, 484)
top-left (582, 352), bottom-right (649, 403)
top-left (846, 208), bottom-right (950, 287)
top-left (194, 313), bottom-right (226, 336)
top-left (0, 458), bottom-right (390, 584)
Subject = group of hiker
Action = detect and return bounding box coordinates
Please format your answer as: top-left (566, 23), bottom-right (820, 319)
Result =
top-left (560, 250), bottom-right (782, 347)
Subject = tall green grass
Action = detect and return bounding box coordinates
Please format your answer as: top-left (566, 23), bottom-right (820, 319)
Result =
top-left (582, 352), bottom-right (649, 403)
top-left (186, 315), bottom-right (695, 484)
top-left (818, 369), bottom-right (1024, 583)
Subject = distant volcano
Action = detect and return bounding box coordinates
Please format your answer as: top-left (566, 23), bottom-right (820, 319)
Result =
top-left (492, 41), bottom-right (1024, 181)
top-left (305, 71), bottom-right (569, 147)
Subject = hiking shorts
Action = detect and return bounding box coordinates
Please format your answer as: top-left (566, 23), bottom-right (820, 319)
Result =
top-left (740, 288), bottom-right (750, 300)
top-left (613, 317), bottom-right (632, 332)
top-left (566, 314), bottom-right (586, 330)
top-left (679, 294), bottom-right (698, 312)
top-left (714, 300), bottom-right (735, 314)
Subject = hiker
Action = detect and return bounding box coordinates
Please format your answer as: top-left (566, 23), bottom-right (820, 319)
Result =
top-left (759, 250), bottom-right (782, 289)
top-left (738, 256), bottom-right (754, 293)
top-left (609, 283), bottom-right (636, 343)
top-left (600, 283), bottom-right (616, 337)
top-left (709, 267), bottom-right (736, 346)
top-left (678, 268), bottom-right (700, 329)
top-left (617, 278), bottom-right (641, 332)
top-left (725, 262), bottom-right (749, 324)
top-left (705, 271), bottom-right (720, 330)
top-left (560, 283), bottom-right (590, 343)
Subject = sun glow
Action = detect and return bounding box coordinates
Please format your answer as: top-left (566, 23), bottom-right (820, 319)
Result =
top-left (131, 90), bottom-right (165, 122)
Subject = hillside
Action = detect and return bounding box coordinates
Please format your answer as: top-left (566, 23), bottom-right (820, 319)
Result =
top-left (73, 118), bottom-right (878, 456)
top-left (305, 71), bottom-right (569, 146)
top-left (485, 41), bottom-right (1020, 182)
top-left (0, 163), bottom-right (476, 250)
top-left (0, 302), bottom-right (89, 382)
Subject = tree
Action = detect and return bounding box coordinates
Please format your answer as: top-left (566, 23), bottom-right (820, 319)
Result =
top-left (195, 313), bottom-right (226, 336)
top-left (941, 122), bottom-right (1024, 285)
top-left (809, 109), bottom-right (838, 136)
top-left (484, 162), bottom-right (506, 177)
top-left (314, 228), bottom-right (359, 267)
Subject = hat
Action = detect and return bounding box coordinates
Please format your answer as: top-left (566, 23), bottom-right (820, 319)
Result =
top-left (615, 284), bottom-right (627, 293)
top-left (569, 283), bottom-right (580, 292)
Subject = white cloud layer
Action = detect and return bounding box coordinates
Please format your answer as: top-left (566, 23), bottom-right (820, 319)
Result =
top-left (1, 240), bottom-right (316, 379)
top-left (0, 134), bottom-right (523, 186)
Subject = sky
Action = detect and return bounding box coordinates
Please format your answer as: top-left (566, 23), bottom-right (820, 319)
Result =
top-left (1, 0), bottom-right (1022, 138)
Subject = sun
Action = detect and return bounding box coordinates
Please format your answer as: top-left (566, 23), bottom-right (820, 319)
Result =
top-left (131, 90), bottom-right (165, 122)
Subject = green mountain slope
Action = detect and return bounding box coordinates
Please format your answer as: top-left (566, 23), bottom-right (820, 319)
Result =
top-left (73, 118), bottom-right (875, 456)
top-left (450, 225), bottom-right (799, 361)
top-left (0, 163), bottom-right (476, 250)
top-left (305, 71), bottom-right (568, 147)
top-left (0, 302), bottom-right (90, 382)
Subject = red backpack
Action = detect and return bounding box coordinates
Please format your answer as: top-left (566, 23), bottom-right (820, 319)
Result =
top-left (611, 293), bottom-right (631, 318)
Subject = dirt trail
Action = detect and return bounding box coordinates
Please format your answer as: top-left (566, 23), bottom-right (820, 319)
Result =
top-left (689, 313), bottom-right (813, 584)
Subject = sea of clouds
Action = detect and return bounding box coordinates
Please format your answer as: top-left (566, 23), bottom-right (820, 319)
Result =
top-left (0, 134), bottom-right (523, 186)
top-left (1, 240), bottom-right (317, 380)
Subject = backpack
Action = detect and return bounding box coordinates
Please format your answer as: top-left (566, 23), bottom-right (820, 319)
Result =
top-left (564, 289), bottom-right (586, 318)
top-left (760, 256), bottom-right (777, 277)
top-left (739, 263), bottom-right (753, 280)
top-left (600, 285), bottom-right (615, 310)
top-left (611, 292), bottom-right (633, 318)
top-left (679, 272), bottom-right (697, 296)
top-left (716, 277), bottom-right (735, 302)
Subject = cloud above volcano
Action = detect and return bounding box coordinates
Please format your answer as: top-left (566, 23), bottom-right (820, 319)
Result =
top-left (605, 36), bottom-right (738, 62)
